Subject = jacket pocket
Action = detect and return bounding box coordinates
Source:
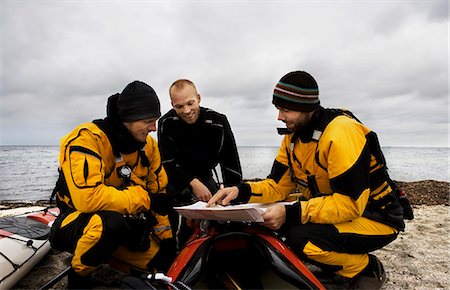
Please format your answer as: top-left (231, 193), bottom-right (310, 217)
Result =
top-left (69, 146), bottom-right (103, 188)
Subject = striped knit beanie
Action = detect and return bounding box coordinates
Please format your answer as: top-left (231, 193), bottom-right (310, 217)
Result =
top-left (272, 71), bottom-right (320, 112)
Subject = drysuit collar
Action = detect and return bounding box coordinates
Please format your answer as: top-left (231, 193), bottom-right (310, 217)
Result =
top-left (294, 106), bottom-right (324, 143)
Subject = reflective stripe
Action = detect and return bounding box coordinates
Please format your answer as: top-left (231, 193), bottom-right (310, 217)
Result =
top-left (153, 225), bottom-right (172, 233)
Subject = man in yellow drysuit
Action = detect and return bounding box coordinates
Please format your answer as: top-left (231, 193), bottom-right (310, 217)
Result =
top-left (50, 81), bottom-right (175, 289)
top-left (208, 71), bottom-right (410, 289)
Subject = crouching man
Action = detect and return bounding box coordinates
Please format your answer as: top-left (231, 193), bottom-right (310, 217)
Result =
top-left (50, 81), bottom-right (176, 289)
top-left (209, 71), bottom-right (408, 289)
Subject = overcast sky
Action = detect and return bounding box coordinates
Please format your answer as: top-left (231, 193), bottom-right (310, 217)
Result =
top-left (0, 0), bottom-right (448, 147)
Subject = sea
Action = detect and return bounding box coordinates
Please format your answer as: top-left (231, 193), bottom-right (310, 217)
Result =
top-left (0, 146), bottom-right (448, 202)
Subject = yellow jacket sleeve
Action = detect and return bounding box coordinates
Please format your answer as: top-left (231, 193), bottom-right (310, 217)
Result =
top-left (144, 136), bottom-right (167, 194)
top-left (60, 127), bottom-right (150, 215)
top-left (239, 116), bottom-right (372, 226)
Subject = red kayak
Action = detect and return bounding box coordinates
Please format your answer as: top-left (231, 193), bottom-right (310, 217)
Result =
top-left (167, 221), bottom-right (325, 289)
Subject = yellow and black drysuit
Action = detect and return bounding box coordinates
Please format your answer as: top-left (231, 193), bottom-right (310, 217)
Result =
top-left (50, 117), bottom-right (174, 276)
top-left (233, 107), bottom-right (406, 279)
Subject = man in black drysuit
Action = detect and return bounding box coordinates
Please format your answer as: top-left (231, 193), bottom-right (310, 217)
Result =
top-left (157, 79), bottom-right (242, 248)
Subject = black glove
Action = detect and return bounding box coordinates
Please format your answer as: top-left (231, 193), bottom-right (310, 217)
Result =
top-left (124, 217), bottom-right (151, 252)
top-left (147, 238), bottom-right (177, 272)
top-left (171, 187), bottom-right (197, 207)
top-left (149, 193), bottom-right (172, 215)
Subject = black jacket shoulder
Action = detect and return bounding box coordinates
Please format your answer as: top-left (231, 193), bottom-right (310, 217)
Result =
top-left (202, 107), bottom-right (227, 120)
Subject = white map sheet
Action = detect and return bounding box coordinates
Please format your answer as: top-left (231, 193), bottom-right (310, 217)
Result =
top-left (174, 201), bottom-right (295, 222)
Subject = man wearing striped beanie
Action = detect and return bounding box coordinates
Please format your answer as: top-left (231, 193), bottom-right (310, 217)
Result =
top-left (209, 71), bottom-right (410, 289)
top-left (272, 70), bottom-right (320, 113)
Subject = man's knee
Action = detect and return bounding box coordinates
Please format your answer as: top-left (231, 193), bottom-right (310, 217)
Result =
top-left (78, 212), bottom-right (129, 267)
top-left (284, 224), bottom-right (344, 273)
top-left (285, 223), bottom-right (338, 253)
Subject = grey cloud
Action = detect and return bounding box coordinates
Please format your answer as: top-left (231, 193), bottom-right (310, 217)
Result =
top-left (411, 0), bottom-right (448, 22)
top-left (0, 1), bottom-right (447, 147)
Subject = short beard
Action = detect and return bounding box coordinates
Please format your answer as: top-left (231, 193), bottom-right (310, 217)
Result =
top-left (292, 121), bottom-right (309, 132)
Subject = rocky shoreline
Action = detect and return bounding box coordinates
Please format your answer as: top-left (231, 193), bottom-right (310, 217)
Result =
top-left (395, 180), bottom-right (449, 205)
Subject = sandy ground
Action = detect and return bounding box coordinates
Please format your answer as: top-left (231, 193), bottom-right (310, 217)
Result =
top-left (374, 205), bottom-right (449, 289)
top-left (5, 204), bottom-right (447, 290)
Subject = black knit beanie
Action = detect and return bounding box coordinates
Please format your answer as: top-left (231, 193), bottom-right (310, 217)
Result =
top-left (272, 71), bottom-right (320, 112)
top-left (117, 80), bottom-right (161, 122)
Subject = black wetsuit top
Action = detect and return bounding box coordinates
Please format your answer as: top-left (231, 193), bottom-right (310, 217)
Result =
top-left (158, 107), bottom-right (242, 197)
